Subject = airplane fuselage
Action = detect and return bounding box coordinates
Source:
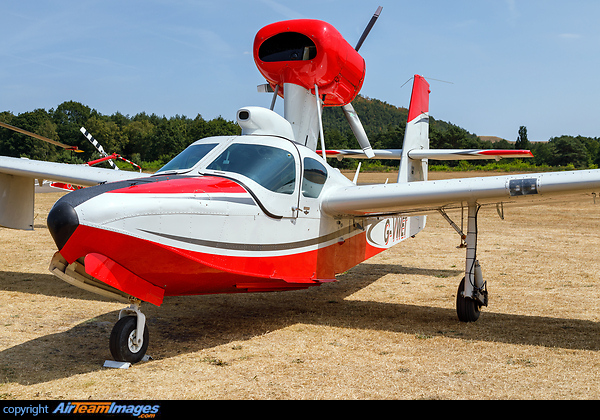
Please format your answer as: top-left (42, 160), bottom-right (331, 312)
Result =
top-left (47, 134), bottom-right (413, 306)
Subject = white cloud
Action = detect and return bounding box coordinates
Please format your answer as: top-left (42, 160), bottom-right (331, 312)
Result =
top-left (505, 0), bottom-right (520, 24)
top-left (558, 33), bottom-right (582, 40)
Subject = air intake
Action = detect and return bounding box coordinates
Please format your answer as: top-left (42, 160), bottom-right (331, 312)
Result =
top-left (236, 107), bottom-right (295, 141)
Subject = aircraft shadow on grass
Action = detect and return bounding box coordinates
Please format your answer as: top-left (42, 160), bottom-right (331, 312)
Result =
top-left (1, 263), bottom-right (598, 385)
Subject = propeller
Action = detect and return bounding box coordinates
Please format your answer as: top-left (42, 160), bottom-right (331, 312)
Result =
top-left (341, 5), bottom-right (383, 159)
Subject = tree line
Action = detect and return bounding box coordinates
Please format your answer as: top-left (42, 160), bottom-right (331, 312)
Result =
top-left (0, 101), bottom-right (240, 170)
top-left (1, 98), bottom-right (599, 172)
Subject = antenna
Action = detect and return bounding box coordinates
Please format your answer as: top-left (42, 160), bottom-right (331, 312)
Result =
top-left (402, 76), bottom-right (454, 88)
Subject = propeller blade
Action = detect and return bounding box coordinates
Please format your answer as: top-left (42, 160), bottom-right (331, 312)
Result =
top-left (341, 6), bottom-right (382, 159)
top-left (355, 6), bottom-right (383, 52)
top-left (342, 103), bottom-right (374, 158)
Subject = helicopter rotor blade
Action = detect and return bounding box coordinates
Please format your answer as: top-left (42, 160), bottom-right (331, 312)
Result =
top-left (0, 120), bottom-right (82, 152)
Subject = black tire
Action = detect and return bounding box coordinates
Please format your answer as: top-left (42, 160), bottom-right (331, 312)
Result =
top-left (456, 277), bottom-right (481, 322)
top-left (109, 316), bottom-right (149, 363)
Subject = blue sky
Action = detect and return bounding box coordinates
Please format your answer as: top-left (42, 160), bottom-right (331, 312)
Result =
top-left (2, 0), bottom-right (599, 142)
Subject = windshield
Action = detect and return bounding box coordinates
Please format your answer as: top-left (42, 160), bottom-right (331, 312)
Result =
top-left (156, 143), bottom-right (217, 174)
top-left (206, 143), bottom-right (296, 194)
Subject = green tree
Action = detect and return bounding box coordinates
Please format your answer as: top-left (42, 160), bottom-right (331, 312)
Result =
top-left (52, 101), bottom-right (95, 154)
top-left (123, 117), bottom-right (155, 162)
top-left (548, 136), bottom-right (589, 168)
top-left (515, 126), bottom-right (530, 149)
top-left (84, 115), bottom-right (126, 159)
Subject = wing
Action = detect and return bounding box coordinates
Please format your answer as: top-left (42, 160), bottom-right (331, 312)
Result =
top-left (0, 156), bottom-right (146, 186)
top-left (320, 149), bottom-right (534, 161)
top-left (0, 156), bottom-right (147, 230)
top-left (322, 169), bottom-right (600, 216)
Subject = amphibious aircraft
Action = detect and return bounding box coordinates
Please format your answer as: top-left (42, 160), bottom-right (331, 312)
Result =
top-left (2, 10), bottom-right (600, 363)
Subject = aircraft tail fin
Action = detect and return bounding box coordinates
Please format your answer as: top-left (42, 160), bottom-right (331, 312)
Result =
top-left (397, 75), bottom-right (430, 183)
top-left (396, 75), bottom-right (430, 237)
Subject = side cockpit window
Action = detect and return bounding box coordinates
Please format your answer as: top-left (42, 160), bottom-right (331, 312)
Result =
top-left (207, 144), bottom-right (296, 194)
top-left (302, 157), bottom-right (327, 198)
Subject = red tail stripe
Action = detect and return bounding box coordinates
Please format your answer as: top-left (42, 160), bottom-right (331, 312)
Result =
top-left (477, 150), bottom-right (534, 157)
top-left (407, 75), bottom-right (430, 123)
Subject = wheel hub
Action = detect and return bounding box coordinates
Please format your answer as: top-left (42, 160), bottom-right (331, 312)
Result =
top-left (128, 330), bottom-right (143, 353)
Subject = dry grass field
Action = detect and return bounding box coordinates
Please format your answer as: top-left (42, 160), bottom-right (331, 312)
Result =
top-left (1, 170), bottom-right (599, 399)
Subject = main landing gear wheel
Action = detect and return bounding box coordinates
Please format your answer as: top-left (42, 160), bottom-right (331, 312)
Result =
top-left (456, 277), bottom-right (481, 322)
top-left (109, 315), bottom-right (149, 363)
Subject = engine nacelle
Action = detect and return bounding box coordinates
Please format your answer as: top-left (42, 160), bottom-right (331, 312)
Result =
top-left (253, 19), bottom-right (366, 107)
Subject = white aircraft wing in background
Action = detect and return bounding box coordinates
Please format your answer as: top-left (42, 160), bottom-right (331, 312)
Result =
top-left (0, 155), bottom-right (146, 230)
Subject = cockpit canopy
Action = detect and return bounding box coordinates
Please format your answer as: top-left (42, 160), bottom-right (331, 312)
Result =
top-left (206, 143), bottom-right (296, 194)
top-left (155, 142), bottom-right (218, 174)
top-left (155, 136), bottom-right (332, 199)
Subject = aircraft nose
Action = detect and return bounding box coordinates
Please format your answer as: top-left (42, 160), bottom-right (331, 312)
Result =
top-left (47, 200), bottom-right (79, 250)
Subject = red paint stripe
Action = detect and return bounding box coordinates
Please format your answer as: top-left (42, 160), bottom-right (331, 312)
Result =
top-left (477, 149), bottom-right (533, 157)
top-left (109, 176), bottom-right (246, 194)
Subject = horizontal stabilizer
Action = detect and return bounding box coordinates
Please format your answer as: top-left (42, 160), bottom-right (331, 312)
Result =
top-left (319, 149), bottom-right (533, 161)
top-left (409, 149), bottom-right (533, 160)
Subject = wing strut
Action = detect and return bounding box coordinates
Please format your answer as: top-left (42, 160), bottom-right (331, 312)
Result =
top-left (315, 84), bottom-right (327, 159)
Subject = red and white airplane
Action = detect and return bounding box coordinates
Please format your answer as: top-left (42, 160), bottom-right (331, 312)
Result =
top-left (2, 11), bottom-right (600, 363)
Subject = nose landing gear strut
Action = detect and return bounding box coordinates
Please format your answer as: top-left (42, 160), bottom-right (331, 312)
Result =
top-left (109, 299), bottom-right (149, 363)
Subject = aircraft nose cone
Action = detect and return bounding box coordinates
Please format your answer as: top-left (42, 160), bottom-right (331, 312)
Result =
top-left (47, 200), bottom-right (79, 250)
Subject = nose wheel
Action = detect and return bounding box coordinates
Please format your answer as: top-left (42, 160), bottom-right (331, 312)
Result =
top-left (109, 301), bottom-right (149, 363)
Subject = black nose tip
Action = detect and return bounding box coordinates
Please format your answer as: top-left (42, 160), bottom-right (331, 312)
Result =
top-left (47, 201), bottom-right (79, 250)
